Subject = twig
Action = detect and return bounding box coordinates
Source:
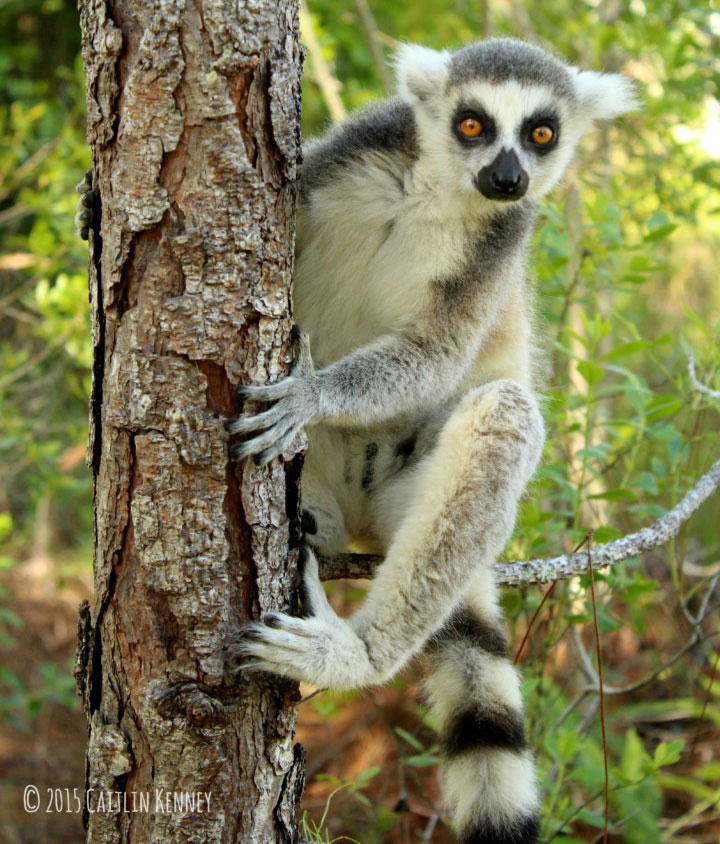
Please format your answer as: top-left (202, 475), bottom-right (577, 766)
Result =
top-left (299, 0), bottom-right (346, 123)
top-left (690, 645), bottom-right (720, 760)
top-left (353, 0), bottom-right (393, 92)
top-left (419, 813), bottom-right (439, 842)
top-left (514, 580), bottom-right (558, 664)
top-left (550, 688), bottom-right (591, 732)
top-left (570, 627), bottom-right (599, 685)
top-left (299, 687), bottom-right (327, 704)
top-left (513, 535), bottom-right (591, 664)
top-left (318, 459), bottom-right (720, 585)
top-left (586, 534), bottom-right (609, 844)
top-left (548, 776), bottom-right (649, 842)
top-left (570, 576), bottom-right (718, 697)
top-left (0, 334), bottom-right (68, 390)
top-left (688, 350), bottom-right (720, 401)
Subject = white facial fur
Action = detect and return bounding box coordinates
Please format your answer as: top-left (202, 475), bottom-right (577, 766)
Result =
top-left (396, 43), bottom-right (637, 210)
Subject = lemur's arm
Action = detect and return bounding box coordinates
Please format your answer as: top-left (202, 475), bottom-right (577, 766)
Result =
top-left (226, 288), bottom-right (500, 464)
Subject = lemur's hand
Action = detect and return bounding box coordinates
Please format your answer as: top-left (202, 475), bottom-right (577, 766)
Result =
top-left (231, 547), bottom-right (377, 690)
top-left (75, 170), bottom-right (96, 241)
top-left (226, 326), bottom-right (317, 466)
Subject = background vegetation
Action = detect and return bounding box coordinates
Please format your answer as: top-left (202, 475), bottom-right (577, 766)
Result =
top-left (0, 0), bottom-right (718, 841)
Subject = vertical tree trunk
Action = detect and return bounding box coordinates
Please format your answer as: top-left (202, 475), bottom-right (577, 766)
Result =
top-left (74, 2), bottom-right (304, 841)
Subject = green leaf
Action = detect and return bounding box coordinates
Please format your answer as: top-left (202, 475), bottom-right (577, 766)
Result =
top-left (354, 765), bottom-right (381, 787)
top-left (644, 394), bottom-right (683, 422)
top-left (592, 526), bottom-right (623, 543)
top-left (403, 753), bottom-right (437, 767)
top-left (394, 727), bottom-right (423, 751)
top-left (576, 361), bottom-right (605, 385)
top-left (601, 340), bottom-right (651, 361)
top-left (587, 488), bottom-right (637, 502)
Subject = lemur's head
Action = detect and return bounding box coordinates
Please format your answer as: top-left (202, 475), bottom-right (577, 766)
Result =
top-left (396, 39), bottom-right (637, 206)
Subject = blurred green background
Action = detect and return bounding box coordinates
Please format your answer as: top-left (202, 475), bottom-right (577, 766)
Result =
top-left (1, 1), bottom-right (719, 842)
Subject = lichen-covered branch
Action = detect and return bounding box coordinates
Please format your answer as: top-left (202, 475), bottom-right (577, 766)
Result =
top-left (689, 350), bottom-right (720, 401)
top-left (318, 459), bottom-right (720, 586)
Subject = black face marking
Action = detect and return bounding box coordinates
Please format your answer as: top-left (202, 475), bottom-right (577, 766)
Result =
top-left (521, 111), bottom-right (560, 156)
top-left (300, 98), bottom-right (418, 200)
top-left (427, 607), bottom-right (508, 658)
top-left (361, 442), bottom-right (379, 493)
top-left (444, 703), bottom-right (527, 757)
top-left (474, 148), bottom-right (529, 201)
top-left (448, 38), bottom-right (575, 101)
top-left (459, 814), bottom-right (540, 844)
top-left (452, 103), bottom-right (497, 147)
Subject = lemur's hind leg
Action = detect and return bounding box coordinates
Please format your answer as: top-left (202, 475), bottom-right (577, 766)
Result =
top-left (236, 380), bottom-right (543, 693)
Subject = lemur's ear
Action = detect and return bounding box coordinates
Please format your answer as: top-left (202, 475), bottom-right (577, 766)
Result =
top-left (572, 69), bottom-right (639, 121)
top-left (395, 44), bottom-right (450, 104)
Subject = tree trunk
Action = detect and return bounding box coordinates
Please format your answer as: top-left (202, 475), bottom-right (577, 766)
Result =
top-left (74, 1), bottom-right (304, 841)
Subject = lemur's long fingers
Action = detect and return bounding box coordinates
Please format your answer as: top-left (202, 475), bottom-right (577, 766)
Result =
top-left (298, 547), bottom-right (331, 617)
top-left (75, 169), bottom-right (93, 194)
top-left (263, 612), bottom-right (316, 637)
top-left (229, 416), bottom-right (296, 461)
top-left (224, 405), bottom-right (286, 435)
top-left (235, 379), bottom-right (296, 404)
top-left (240, 621), bottom-right (312, 653)
top-left (290, 325), bottom-right (314, 377)
top-left (254, 423), bottom-right (303, 466)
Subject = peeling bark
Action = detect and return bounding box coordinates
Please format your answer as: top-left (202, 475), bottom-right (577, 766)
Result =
top-left (75, 1), bottom-right (304, 841)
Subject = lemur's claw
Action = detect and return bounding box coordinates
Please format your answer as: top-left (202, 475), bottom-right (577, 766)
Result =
top-left (227, 329), bottom-right (317, 463)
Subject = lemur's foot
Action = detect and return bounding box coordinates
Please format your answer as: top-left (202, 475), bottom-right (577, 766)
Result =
top-left (225, 325), bottom-right (316, 466)
top-left (231, 547), bottom-right (376, 690)
top-left (75, 169), bottom-right (97, 241)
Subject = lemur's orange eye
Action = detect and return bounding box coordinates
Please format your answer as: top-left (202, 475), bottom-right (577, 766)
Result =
top-left (460, 117), bottom-right (483, 137)
top-left (531, 125), bottom-right (554, 144)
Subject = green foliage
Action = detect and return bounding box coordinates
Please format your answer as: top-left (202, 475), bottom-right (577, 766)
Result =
top-left (0, 660), bottom-right (78, 730)
top-left (0, 2), bottom-right (91, 551)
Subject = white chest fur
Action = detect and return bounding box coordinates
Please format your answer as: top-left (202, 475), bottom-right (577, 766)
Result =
top-left (293, 150), bottom-right (477, 368)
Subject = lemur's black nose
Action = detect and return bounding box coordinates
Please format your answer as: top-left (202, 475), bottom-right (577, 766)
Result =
top-left (474, 148), bottom-right (529, 201)
top-left (490, 168), bottom-right (521, 190)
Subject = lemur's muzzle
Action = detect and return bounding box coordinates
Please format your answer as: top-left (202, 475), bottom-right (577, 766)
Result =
top-left (474, 148), bottom-right (529, 201)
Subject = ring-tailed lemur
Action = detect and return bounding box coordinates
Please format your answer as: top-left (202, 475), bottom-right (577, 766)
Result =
top-left (227, 38), bottom-right (636, 844)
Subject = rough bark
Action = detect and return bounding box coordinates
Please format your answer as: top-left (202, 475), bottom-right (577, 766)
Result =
top-left (74, 1), bottom-right (304, 841)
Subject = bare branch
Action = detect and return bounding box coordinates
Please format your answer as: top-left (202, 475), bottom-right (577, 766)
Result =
top-left (688, 350), bottom-right (720, 400)
top-left (353, 0), bottom-right (393, 93)
top-left (318, 459), bottom-right (720, 585)
top-left (566, 576), bottom-right (717, 700)
top-left (299, 0), bottom-right (346, 123)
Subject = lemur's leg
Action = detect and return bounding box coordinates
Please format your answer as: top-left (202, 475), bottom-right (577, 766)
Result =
top-left (236, 379), bottom-right (543, 685)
